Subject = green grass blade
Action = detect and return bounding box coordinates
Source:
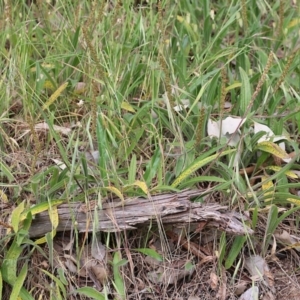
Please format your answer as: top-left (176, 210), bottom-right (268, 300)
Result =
top-left (262, 205), bottom-right (278, 256)
top-left (143, 147), bottom-right (161, 186)
top-left (0, 269), bottom-right (2, 298)
top-left (0, 160), bottom-right (15, 182)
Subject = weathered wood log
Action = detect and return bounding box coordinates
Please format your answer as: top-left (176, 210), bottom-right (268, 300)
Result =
top-left (28, 189), bottom-right (253, 238)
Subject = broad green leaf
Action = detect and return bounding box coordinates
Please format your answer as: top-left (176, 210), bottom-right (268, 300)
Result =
top-left (225, 236), bottom-right (247, 269)
top-left (287, 198), bottom-right (300, 206)
top-left (103, 186), bottom-right (124, 202)
top-left (252, 154), bottom-right (299, 191)
top-left (135, 248), bottom-right (163, 261)
top-left (239, 67), bottom-right (251, 115)
top-left (35, 205), bottom-right (59, 245)
top-left (125, 180), bottom-right (148, 194)
top-left (256, 141), bottom-right (289, 159)
top-left (2, 239), bottom-right (23, 283)
top-left (20, 199), bottom-right (64, 222)
top-left (171, 149), bottom-right (235, 188)
top-left (10, 262), bottom-right (28, 300)
top-left (11, 201), bottom-right (25, 233)
top-left (121, 101), bottom-right (135, 112)
top-left (75, 287), bottom-right (105, 300)
top-left (265, 166), bottom-right (298, 179)
top-left (35, 236), bottom-right (46, 245)
top-left (49, 205), bottom-right (59, 230)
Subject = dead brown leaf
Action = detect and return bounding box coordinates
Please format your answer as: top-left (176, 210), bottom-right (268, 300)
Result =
top-left (216, 267), bottom-right (227, 300)
top-left (209, 271), bottom-right (219, 290)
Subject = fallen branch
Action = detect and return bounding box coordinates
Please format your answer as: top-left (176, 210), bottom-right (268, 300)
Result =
top-left (29, 189), bottom-right (253, 238)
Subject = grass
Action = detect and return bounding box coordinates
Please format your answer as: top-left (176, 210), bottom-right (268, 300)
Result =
top-left (0, 0), bottom-right (300, 299)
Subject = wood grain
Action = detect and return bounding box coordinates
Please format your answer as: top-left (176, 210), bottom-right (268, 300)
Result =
top-left (28, 189), bottom-right (253, 238)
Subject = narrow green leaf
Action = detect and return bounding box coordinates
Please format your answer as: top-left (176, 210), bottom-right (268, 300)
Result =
top-left (262, 205), bottom-right (278, 256)
top-left (177, 176), bottom-right (226, 189)
top-left (252, 206), bottom-right (258, 228)
top-left (135, 248), bottom-right (163, 261)
top-left (46, 231), bottom-right (54, 268)
top-left (239, 67), bottom-right (251, 115)
top-left (0, 160), bottom-right (15, 182)
top-left (225, 82), bottom-right (242, 91)
top-left (225, 236), bottom-right (247, 269)
top-left (97, 117), bottom-right (108, 185)
top-left (206, 72), bottom-right (220, 106)
top-left (0, 269), bottom-right (3, 298)
top-left (128, 154), bottom-right (137, 184)
top-left (143, 148), bottom-right (161, 186)
top-left (176, 15), bottom-right (197, 42)
top-left (115, 259), bottom-right (128, 268)
top-left (18, 287), bottom-right (34, 300)
top-left (75, 287), bottom-right (105, 300)
top-left (41, 269), bottom-right (67, 299)
top-left (218, 232), bottom-right (226, 267)
top-left (57, 268), bottom-right (68, 286)
top-left (203, 16), bottom-right (212, 43)
top-left (175, 155), bottom-right (185, 177)
top-left (71, 26), bottom-right (81, 50)
top-left (113, 252), bottom-right (126, 299)
top-left (48, 167), bottom-right (60, 188)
